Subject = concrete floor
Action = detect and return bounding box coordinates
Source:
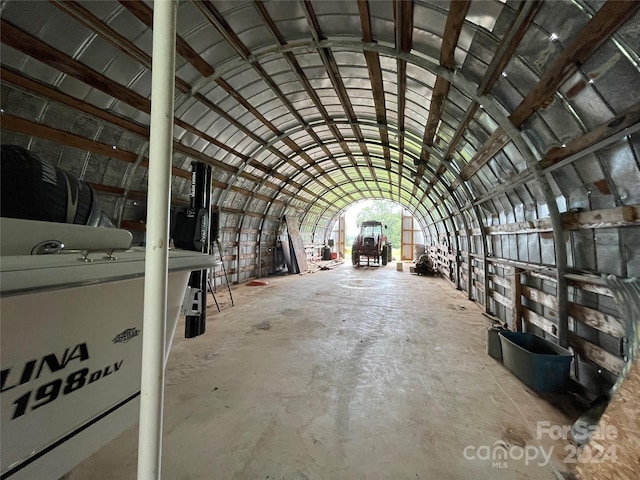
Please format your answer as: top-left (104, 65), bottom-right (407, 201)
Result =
top-left (68, 262), bottom-right (576, 480)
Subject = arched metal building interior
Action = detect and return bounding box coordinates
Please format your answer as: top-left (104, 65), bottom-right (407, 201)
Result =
top-left (1, 0), bottom-right (640, 479)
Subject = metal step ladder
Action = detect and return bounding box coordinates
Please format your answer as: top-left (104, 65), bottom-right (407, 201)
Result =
top-left (207, 240), bottom-right (234, 312)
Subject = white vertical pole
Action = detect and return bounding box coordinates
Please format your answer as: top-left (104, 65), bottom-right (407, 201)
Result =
top-left (137, 1), bottom-right (177, 479)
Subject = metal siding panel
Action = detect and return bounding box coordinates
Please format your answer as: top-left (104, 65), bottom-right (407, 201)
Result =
top-left (595, 229), bottom-right (623, 277)
top-left (571, 229), bottom-right (596, 271)
top-left (623, 227), bottom-right (640, 277)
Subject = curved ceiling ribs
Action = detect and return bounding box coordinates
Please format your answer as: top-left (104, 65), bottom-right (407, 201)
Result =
top-left (0, 1), bottom-right (466, 225)
top-left (1, 0), bottom-right (639, 255)
top-left (302, 1), bottom-right (378, 191)
top-left (192, 1), bottom-right (358, 208)
top-left (418, 0), bottom-right (541, 209)
top-left (253, 1), bottom-right (370, 193)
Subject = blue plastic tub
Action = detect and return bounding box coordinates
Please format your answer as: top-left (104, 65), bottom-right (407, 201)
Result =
top-left (498, 331), bottom-right (573, 393)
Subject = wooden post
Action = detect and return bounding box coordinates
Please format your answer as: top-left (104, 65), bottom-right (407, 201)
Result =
top-left (467, 250), bottom-right (473, 300)
top-left (483, 255), bottom-right (491, 314)
top-left (511, 267), bottom-right (523, 331)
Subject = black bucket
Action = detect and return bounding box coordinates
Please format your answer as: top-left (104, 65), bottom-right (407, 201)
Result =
top-left (487, 324), bottom-right (505, 360)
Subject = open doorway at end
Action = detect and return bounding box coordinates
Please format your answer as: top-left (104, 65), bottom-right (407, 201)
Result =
top-left (329, 200), bottom-right (424, 267)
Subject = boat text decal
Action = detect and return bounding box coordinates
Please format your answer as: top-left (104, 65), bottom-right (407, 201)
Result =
top-left (1, 343), bottom-right (125, 420)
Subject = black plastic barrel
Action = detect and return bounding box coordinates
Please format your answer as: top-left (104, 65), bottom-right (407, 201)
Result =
top-left (322, 246), bottom-right (331, 260)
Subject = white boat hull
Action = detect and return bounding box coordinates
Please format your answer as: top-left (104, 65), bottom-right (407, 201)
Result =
top-left (1, 220), bottom-right (216, 479)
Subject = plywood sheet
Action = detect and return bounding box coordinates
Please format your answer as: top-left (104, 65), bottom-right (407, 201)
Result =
top-left (284, 215), bottom-right (308, 273)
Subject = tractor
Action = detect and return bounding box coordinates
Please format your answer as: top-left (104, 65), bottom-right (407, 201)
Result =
top-left (351, 220), bottom-right (392, 267)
